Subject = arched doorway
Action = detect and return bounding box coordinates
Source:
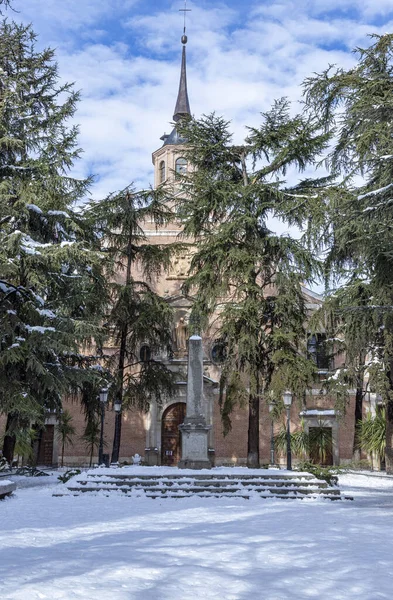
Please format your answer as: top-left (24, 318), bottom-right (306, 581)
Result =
top-left (161, 402), bottom-right (186, 466)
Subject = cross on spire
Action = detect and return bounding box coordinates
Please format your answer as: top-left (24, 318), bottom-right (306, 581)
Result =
top-left (179, 0), bottom-right (191, 37)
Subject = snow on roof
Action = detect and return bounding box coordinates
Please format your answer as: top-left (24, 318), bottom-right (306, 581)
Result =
top-left (300, 409), bottom-right (336, 417)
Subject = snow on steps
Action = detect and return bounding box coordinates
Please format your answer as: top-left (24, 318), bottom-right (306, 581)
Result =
top-left (57, 467), bottom-right (343, 500)
top-left (0, 480), bottom-right (16, 499)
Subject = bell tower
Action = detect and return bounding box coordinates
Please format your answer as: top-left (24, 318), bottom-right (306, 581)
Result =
top-left (152, 26), bottom-right (191, 189)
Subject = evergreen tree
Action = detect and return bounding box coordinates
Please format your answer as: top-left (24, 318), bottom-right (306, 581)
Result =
top-left (86, 186), bottom-right (180, 463)
top-left (304, 33), bottom-right (393, 471)
top-left (312, 281), bottom-right (376, 459)
top-left (177, 105), bottom-right (329, 467)
top-left (82, 418), bottom-right (100, 468)
top-left (0, 21), bottom-right (108, 463)
top-left (55, 409), bottom-right (76, 467)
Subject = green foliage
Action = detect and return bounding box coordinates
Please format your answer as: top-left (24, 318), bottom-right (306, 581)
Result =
top-left (303, 34), bottom-right (393, 466)
top-left (303, 34), bottom-right (393, 391)
top-left (275, 420), bottom-right (334, 465)
top-left (274, 426), bottom-right (309, 459)
top-left (176, 107), bottom-right (327, 464)
top-left (13, 427), bottom-right (37, 463)
top-left (309, 422), bottom-right (334, 464)
top-left (56, 410), bottom-right (76, 467)
top-left (86, 186), bottom-right (179, 416)
top-left (0, 20), bottom-right (109, 461)
top-left (297, 461), bottom-right (341, 486)
top-left (0, 0), bottom-right (12, 13)
top-left (82, 419), bottom-right (100, 467)
top-left (356, 410), bottom-right (386, 460)
top-left (58, 468), bottom-right (81, 484)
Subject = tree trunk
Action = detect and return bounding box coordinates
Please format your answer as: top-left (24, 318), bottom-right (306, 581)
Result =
top-left (352, 352), bottom-right (366, 459)
top-left (247, 392), bottom-right (260, 468)
top-left (385, 401), bottom-right (393, 473)
top-left (61, 442), bottom-right (65, 467)
top-left (111, 228), bottom-right (133, 464)
top-left (2, 413), bottom-right (17, 465)
top-left (385, 361), bottom-right (393, 473)
top-left (352, 383), bottom-right (363, 460)
top-left (111, 324), bottom-right (127, 463)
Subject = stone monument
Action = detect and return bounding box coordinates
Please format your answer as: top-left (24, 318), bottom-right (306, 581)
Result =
top-left (178, 335), bottom-right (212, 469)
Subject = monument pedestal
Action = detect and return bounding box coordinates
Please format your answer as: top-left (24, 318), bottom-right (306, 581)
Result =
top-left (179, 416), bottom-right (211, 470)
top-left (178, 335), bottom-right (212, 470)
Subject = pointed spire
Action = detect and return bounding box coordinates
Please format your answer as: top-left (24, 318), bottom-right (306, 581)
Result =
top-left (173, 36), bottom-right (191, 122)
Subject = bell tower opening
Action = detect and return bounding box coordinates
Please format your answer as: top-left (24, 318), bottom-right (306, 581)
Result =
top-left (152, 21), bottom-right (192, 189)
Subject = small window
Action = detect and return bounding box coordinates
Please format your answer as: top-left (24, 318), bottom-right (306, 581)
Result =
top-left (159, 161), bottom-right (165, 183)
top-left (307, 334), bottom-right (329, 370)
top-left (175, 157), bottom-right (188, 175)
top-left (139, 345), bottom-right (151, 362)
top-left (211, 341), bottom-right (227, 364)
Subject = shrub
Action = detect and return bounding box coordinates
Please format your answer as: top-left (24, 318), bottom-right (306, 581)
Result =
top-left (297, 461), bottom-right (342, 486)
top-left (58, 469), bottom-right (81, 484)
top-left (274, 426), bottom-right (309, 459)
top-left (356, 410), bottom-right (386, 461)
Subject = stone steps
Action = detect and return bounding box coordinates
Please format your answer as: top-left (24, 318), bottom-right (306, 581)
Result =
top-left (58, 470), bottom-right (343, 500)
top-left (73, 479), bottom-right (330, 489)
top-left (66, 485), bottom-right (340, 498)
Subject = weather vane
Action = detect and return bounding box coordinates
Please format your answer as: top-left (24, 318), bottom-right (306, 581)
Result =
top-left (179, 0), bottom-right (191, 43)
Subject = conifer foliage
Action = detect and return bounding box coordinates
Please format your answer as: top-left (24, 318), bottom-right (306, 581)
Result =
top-left (0, 0), bottom-right (11, 13)
top-left (0, 21), bottom-right (108, 463)
top-left (304, 34), bottom-right (393, 470)
top-left (86, 186), bottom-right (178, 462)
top-left (178, 105), bottom-right (329, 467)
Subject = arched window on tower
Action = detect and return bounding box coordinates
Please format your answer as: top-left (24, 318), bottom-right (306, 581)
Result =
top-left (210, 340), bottom-right (227, 365)
top-left (139, 345), bottom-right (151, 362)
top-left (175, 157), bottom-right (188, 175)
top-left (159, 160), bottom-right (166, 183)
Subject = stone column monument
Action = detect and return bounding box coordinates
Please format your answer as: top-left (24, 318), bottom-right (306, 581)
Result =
top-left (178, 335), bottom-right (212, 469)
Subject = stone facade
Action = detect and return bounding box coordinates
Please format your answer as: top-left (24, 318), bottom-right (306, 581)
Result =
top-left (49, 131), bottom-right (358, 468)
top-left (0, 37), bottom-right (364, 470)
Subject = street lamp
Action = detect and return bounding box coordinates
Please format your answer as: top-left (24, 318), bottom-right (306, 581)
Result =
top-left (111, 399), bottom-right (122, 465)
top-left (283, 390), bottom-right (293, 470)
top-left (98, 388), bottom-right (108, 466)
top-left (268, 401), bottom-right (276, 467)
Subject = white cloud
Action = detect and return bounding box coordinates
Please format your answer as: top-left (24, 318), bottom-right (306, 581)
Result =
top-left (8, 0), bottom-right (393, 200)
top-left (15, 0), bottom-right (139, 31)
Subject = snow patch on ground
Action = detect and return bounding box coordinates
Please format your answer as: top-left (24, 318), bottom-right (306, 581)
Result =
top-left (0, 473), bottom-right (392, 599)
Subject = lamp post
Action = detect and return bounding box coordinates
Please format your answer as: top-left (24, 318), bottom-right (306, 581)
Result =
top-left (98, 388), bottom-right (108, 465)
top-left (111, 400), bottom-right (122, 465)
top-left (283, 390), bottom-right (293, 471)
top-left (268, 401), bottom-right (276, 466)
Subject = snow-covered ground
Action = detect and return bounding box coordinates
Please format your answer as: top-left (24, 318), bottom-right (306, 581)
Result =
top-left (0, 472), bottom-right (392, 599)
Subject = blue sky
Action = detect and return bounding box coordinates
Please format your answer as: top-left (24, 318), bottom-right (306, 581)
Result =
top-left (7, 0), bottom-right (393, 198)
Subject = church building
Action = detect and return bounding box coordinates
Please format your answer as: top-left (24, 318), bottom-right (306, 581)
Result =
top-left (37, 31), bottom-right (358, 469)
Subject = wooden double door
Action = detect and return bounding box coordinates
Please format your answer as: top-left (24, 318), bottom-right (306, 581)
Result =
top-left (309, 426), bottom-right (333, 466)
top-left (37, 425), bottom-right (54, 466)
top-left (161, 402), bottom-right (186, 466)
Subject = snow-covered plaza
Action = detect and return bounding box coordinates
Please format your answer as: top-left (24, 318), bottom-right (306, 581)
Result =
top-left (0, 473), bottom-right (393, 599)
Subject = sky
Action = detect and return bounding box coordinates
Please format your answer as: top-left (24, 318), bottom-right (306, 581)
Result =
top-left (5, 0), bottom-right (393, 199)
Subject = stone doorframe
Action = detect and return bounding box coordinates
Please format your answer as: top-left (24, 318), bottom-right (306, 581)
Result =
top-left (299, 409), bottom-right (339, 466)
top-left (144, 378), bottom-right (217, 466)
top-left (43, 413), bottom-right (59, 466)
